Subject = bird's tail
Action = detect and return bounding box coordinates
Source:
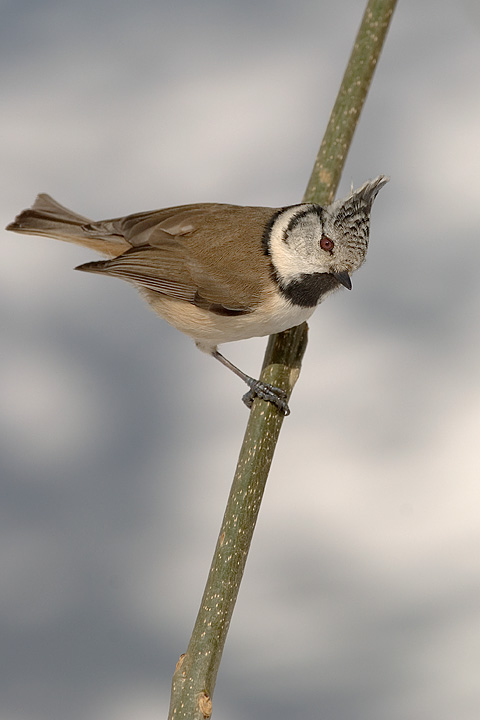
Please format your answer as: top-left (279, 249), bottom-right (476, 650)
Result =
top-left (6, 194), bottom-right (128, 257)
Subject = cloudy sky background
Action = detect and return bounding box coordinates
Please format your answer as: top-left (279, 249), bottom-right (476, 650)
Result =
top-left (2, 1), bottom-right (480, 719)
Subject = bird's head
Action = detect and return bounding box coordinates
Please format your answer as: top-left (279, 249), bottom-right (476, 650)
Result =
top-left (267, 175), bottom-right (389, 305)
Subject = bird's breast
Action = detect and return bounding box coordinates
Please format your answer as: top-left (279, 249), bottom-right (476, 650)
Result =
top-left (142, 287), bottom-right (316, 347)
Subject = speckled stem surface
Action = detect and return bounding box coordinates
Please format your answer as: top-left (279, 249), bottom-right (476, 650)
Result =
top-left (167, 2), bottom-right (397, 717)
top-left (168, 327), bottom-right (308, 719)
top-left (304, 0), bottom-right (397, 207)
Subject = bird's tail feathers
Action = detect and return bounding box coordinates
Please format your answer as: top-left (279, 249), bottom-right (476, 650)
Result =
top-left (6, 194), bottom-right (128, 257)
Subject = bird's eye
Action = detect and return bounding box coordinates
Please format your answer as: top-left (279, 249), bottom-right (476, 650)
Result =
top-left (320, 235), bottom-right (334, 252)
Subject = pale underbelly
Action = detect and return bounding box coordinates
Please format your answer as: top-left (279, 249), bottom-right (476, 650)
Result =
top-left (142, 289), bottom-right (317, 349)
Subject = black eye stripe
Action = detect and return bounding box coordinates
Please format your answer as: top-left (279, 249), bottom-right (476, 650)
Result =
top-left (285, 205), bottom-right (323, 236)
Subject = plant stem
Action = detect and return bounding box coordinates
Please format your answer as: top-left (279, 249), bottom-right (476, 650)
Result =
top-left (305, 0), bottom-right (397, 206)
top-left (167, 2), bottom-right (397, 717)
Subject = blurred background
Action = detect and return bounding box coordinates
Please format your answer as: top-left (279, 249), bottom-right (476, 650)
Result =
top-left (2, 1), bottom-right (480, 718)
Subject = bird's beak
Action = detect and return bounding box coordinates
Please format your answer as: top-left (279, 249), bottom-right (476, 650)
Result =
top-left (332, 270), bottom-right (352, 290)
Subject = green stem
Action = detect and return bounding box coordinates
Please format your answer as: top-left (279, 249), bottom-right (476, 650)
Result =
top-left (167, 2), bottom-right (397, 717)
top-left (305, 0), bottom-right (397, 206)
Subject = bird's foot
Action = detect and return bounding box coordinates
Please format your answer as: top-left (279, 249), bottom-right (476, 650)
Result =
top-left (242, 380), bottom-right (290, 416)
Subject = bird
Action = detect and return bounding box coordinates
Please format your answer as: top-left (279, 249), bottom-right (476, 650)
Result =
top-left (6, 175), bottom-right (388, 415)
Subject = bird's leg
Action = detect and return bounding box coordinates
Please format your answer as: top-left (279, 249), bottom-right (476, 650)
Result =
top-left (211, 349), bottom-right (290, 416)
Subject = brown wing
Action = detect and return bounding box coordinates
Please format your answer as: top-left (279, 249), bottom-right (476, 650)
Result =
top-left (78, 204), bottom-right (276, 313)
top-left (78, 245), bottom-right (197, 302)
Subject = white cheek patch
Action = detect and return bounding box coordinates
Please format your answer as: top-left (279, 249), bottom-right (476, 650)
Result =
top-left (268, 205), bottom-right (331, 282)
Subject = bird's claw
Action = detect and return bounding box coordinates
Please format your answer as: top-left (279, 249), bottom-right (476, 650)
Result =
top-left (242, 380), bottom-right (290, 416)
